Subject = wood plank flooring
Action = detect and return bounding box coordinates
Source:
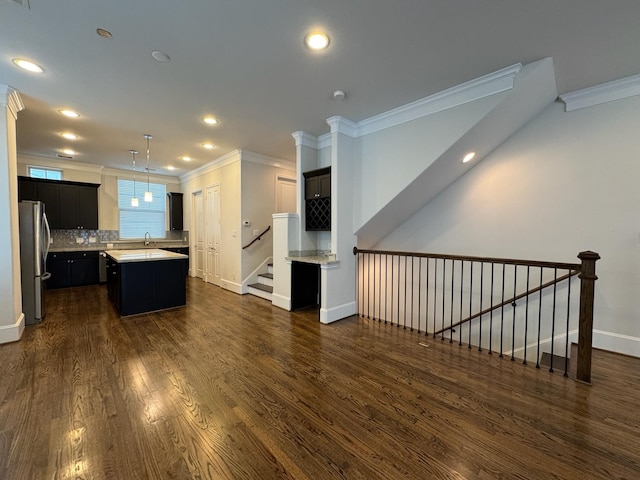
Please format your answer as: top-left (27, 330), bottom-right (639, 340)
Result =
top-left (1, 278), bottom-right (639, 479)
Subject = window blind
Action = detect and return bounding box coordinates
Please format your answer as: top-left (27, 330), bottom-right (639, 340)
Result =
top-left (117, 179), bottom-right (166, 239)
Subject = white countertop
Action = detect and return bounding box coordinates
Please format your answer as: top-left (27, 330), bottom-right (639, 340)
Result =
top-left (105, 249), bottom-right (188, 263)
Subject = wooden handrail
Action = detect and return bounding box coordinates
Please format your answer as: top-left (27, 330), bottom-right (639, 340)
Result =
top-left (353, 247), bottom-right (581, 271)
top-left (433, 270), bottom-right (579, 337)
top-left (242, 225), bottom-right (271, 250)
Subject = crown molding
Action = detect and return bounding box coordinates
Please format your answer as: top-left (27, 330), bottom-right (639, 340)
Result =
top-left (317, 133), bottom-right (331, 149)
top-left (241, 150), bottom-right (296, 171)
top-left (0, 85), bottom-right (25, 119)
top-left (559, 74), bottom-right (640, 112)
top-left (18, 154), bottom-right (105, 174)
top-left (179, 149), bottom-right (241, 183)
top-left (291, 131), bottom-right (318, 149)
top-left (326, 116), bottom-right (359, 137)
top-left (357, 63), bottom-right (522, 136)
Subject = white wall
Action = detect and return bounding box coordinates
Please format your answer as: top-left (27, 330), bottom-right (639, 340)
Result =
top-left (377, 96), bottom-right (640, 357)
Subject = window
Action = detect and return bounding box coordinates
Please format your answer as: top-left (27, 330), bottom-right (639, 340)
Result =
top-left (117, 179), bottom-right (166, 239)
top-left (29, 166), bottom-right (62, 180)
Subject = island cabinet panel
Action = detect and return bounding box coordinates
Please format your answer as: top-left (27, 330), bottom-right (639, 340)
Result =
top-left (107, 255), bottom-right (188, 316)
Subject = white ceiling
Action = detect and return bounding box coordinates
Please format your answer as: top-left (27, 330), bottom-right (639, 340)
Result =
top-left (1, 0), bottom-right (639, 177)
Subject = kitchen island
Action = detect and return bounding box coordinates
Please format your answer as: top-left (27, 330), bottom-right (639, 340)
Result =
top-left (105, 249), bottom-right (189, 316)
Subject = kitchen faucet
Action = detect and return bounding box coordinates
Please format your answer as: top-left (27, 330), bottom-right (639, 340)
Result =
top-left (144, 232), bottom-right (151, 246)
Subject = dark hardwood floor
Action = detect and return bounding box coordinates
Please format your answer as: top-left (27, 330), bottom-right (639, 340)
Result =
top-left (1, 278), bottom-right (639, 479)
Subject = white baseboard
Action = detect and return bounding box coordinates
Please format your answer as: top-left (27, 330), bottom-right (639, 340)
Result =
top-left (320, 301), bottom-right (357, 324)
top-left (593, 329), bottom-right (640, 358)
top-left (220, 279), bottom-right (244, 295)
top-left (272, 293), bottom-right (291, 311)
top-left (0, 313), bottom-right (25, 344)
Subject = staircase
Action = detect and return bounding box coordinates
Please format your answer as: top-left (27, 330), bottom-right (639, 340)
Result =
top-left (247, 263), bottom-right (273, 302)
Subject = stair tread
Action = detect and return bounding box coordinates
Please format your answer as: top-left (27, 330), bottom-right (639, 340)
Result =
top-left (259, 273), bottom-right (274, 279)
top-left (248, 283), bottom-right (273, 293)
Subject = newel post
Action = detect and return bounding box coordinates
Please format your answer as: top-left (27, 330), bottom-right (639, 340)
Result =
top-left (576, 251), bottom-right (600, 383)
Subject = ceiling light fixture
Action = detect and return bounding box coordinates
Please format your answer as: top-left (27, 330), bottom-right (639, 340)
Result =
top-left (305, 31), bottom-right (330, 50)
top-left (202, 143), bottom-right (215, 150)
top-left (12, 58), bottom-right (43, 73)
top-left (333, 90), bottom-right (346, 100)
top-left (130, 150), bottom-right (139, 207)
top-left (167, 166), bottom-right (175, 171)
top-left (60, 132), bottom-right (78, 140)
top-left (96, 28), bottom-right (112, 39)
top-left (462, 152), bottom-right (476, 163)
top-left (181, 156), bottom-right (191, 161)
top-left (58, 109), bottom-right (79, 118)
top-left (143, 134), bottom-right (153, 202)
top-left (62, 149), bottom-right (75, 155)
top-left (202, 116), bottom-right (218, 125)
top-left (151, 51), bottom-right (171, 62)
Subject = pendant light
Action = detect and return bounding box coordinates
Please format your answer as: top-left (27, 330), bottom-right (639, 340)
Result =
top-left (143, 134), bottom-right (153, 202)
top-left (130, 150), bottom-right (139, 207)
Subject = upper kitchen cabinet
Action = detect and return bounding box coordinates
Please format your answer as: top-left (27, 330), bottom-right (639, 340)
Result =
top-left (18, 176), bottom-right (99, 230)
top-left (303, 167), bottom-right (331, 231)
top-left (167, 192), bottom-right (183, 231)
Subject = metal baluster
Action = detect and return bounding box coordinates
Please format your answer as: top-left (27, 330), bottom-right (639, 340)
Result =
top-left (550, 268), bottom-right (558, 373)
top-left (459, 260), bottom-right (464, 346)
top-left (379, 253), bottom-right (382, 323)
top-left (397, 255), bottom-right (401, 328)
top-left (356, 253), bottom-right (360, 316)
top-left (384, 255), bottom-right (394, 323)
top-left (366, 253), bottom-right (371, 319)
top-left (511, 264), bottom-right (517, 361)
top-left (441, 259), bottom-right (446, 340)
top-left (383, 255), bottom-right (387, 323)
top-left (449, 259), bottom-right (455, 343)
top-left (469, 262), bottom-right (473, 348)
top-left (433, 259), bottom-right (438, 337)
top-left (489, 263), bottom-right (494, 354)
top-left (403, 256), bottom-right (408, 329)
top-left (536, 267), bottom-right (543, 369)
top-left (417, 257), bottom-right (422, 333)
top-left (523, 266), bottom-right (530, 365)
top-left (372, 254), bottom-right (376, 320)
top-left (425, 257), bottom-right (430, 336)
top-left (410, 257), bottom-right (415, 331)
top-left (499, 263), bottom-right (506, 358)
top-left (479, 262), bottom-right (484, 352)
top-left (564, 269), bottom-right (572, 377)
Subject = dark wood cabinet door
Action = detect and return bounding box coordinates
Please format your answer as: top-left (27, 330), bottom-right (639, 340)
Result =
top-left (77, 185), bottom-right (99, 229)
top-left (46, 253), bottom-right (71, 289)
top-left (318, 174), bottom-right (331, 198)
top-left (70, 252), bottom-right (99, 286)
top-left (37, 182), bottom-right (60, 228)
top-left (305, 176), bottom-right (320, 199)
top-left (168, 192), bottom-right (183, 230)
top-left (57, 184), bottom-right (77, 229)
top-left (18, 178), bottom-right (38, 201)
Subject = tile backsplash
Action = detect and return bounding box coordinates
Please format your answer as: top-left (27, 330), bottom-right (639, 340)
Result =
top-left (50, 229), bottom-right (188, 249)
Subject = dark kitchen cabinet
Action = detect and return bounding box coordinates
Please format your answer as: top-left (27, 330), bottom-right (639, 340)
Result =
top-left (303, 167), bottom-right (331, 231)
top-left (46, 251), bottom-right (100, 289)
top-left (18, 177), bottom-right (99, 230)
top-left (161, 247), bottom-right (189, 256)
top-left (167, 192), bottom-right (183, 230)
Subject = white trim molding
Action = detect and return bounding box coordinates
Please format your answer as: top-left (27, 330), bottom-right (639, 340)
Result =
top-left (559, 74), bottom-right (640, 112)
top-left (326, 116), bottom-right (359, 138)
top-left (179, 149), bottom-right (241, 183)
top-left (291, 131), bottom-right (318, 149)
top-left (0, 314), bottom-right (25, 344)
top-left (0, 85), bottom-right (25, 119)
top-left (241, 150), bottom-right (296, 171)
top-left (320, 301), bottom-right (356, 324)
top-left (593, 329), bottom-right (640, 358)
top-left (272, 293), bottom-right (291, 311)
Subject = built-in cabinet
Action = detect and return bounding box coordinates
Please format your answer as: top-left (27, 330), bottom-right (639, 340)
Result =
top-left (46, 251), bottom-right (100, 289)
top-left (18, 176), bottom-right (99, 230)
top-left (167, 192), bottom-right (183, 231)
top-left (303, 167), bottom-right (331, 231)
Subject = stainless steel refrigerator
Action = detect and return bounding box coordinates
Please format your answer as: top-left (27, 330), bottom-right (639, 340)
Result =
top-left (19, 201), bottom-right (51, 325)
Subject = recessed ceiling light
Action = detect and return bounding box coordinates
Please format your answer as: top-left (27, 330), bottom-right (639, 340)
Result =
top-left (181, 156), bottom-right (191, 161)
top-left (58, 109), bottom-right (80, 118)
top-left (151, 50), bottom-right (171, 62)
top-left (462, 152), bottom-right (476, 163)
top-left (202, 116), bottom-right (218, 126)
top-left (96, 28), bottom-right (112, 39)
top-left (60, 132), bottom-right (78, 140)
top-left (333, 90), bottom-right (346, 100)
top-left (12, 58), bottom-right (43, 73)
top-left (62, 149), bottom-right (76, 155)
top-left (305, 31), bottom-right (330, 50)
top-left (167, 166), bottom-right (175, 171)
top-left (202, 143), bottom-right (216, 150)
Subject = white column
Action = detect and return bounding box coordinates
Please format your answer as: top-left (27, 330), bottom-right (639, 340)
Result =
top-left (291, 131), bottom-right (318, 251)
top-left (0, 85), bottom-right (25, 344)
top-left (271, 213), bottom-right (299, 310)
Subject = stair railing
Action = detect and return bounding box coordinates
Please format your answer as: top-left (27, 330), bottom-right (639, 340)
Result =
top-left (242, 225), bottom-right (271, 250)
top-left (353, 247), bottom-right (599, 383)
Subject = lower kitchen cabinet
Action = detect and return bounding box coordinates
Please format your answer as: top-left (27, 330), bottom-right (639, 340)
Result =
top-left (46, 251), bottom-right (100, 289)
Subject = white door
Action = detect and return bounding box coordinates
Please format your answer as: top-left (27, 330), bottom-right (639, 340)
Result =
top-left (193, 191), bottom-right (205, 279)
top-left (275, 175), bottom-right (297, 213)
top-left (205, 184), bottom-right (221, 286)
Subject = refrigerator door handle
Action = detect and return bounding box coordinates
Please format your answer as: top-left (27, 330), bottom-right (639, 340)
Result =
top-left (41, 272), bottom-right (52, 281)
top-left (43, 211), bottom-right (51, 263)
